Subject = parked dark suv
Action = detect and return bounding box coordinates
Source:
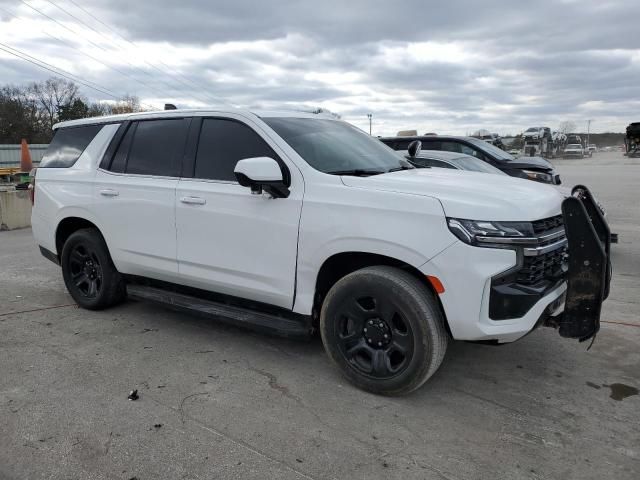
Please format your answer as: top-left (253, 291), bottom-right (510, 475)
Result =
top-left (380, 135), bottom-right (561, 184)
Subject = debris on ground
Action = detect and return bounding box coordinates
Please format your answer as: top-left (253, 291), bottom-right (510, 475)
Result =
top-left (154, 423), bottom-right (162, 429)
top-left (127, 389), bottom-right (139, 401)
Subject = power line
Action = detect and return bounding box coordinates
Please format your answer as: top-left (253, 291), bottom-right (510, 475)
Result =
top-left (47, 0), bottom-right (231, 107)
top-left (62, 0), bottom-right (235, 107)
top-left (0, 42), bottom-right (121, 100)
top-left (0, 4), bottom-right (166, 108)
top-left (18, 0), bottom-right (173, 103)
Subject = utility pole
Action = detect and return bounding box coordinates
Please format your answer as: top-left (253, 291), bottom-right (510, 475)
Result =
top-left (367, 113), bottom-right (372, 135)
top-left (586, 119), bottom-right (592, 147)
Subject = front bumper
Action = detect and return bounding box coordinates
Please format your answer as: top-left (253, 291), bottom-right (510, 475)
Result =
top-left (421, 186), bottom-right (610, 343)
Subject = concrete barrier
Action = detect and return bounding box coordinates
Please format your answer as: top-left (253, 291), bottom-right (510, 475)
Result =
top-left (0, 188), bottom-right (32, 230)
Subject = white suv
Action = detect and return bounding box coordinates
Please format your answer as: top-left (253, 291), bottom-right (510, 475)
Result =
top-left (31, 109), bottom-right (610, 395)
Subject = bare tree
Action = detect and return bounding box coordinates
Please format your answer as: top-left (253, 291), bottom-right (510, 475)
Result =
top-left (108, 94), bottom-right (144, 114)
top-left (29, 78), bottom-right (81, 130)
top-left (558, 121), bottom-right (576, 134)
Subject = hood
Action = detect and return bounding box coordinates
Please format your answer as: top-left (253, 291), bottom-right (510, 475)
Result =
top-left (502, 155), bottom-right (554, 171)
top-left (341, 168), bottom-right (563, 221)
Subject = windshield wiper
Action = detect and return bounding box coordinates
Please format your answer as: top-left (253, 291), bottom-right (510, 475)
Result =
top-left (387, 164), bottom-right (415, 172)
top-left (327, 169), bottom-right (386, 176)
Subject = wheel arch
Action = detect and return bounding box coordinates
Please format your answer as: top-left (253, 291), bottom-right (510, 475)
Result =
top-left (312, 251), bottom-right (449, 333)
top-left (55, 216), bottom-right (102, 260)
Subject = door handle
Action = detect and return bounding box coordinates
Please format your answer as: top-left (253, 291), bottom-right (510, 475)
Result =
top-left (180, 196), bottom-right (206, 205)
top-left (99, 189), bottom-right (119, 197)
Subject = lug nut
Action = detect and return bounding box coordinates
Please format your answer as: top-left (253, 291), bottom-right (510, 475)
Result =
top-left (383, 334), bottom-right (388, 339)
top-left (364, 328), bottom-right (368, 333)
top-left (377, 342), bottom-right (382, 346)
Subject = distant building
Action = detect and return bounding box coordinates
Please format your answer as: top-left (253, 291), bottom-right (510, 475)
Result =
top-left (0, 144), bottom-right (48, 167)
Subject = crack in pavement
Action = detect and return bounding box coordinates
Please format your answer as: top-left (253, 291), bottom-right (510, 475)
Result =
top-left (0, 304), bottom-right (77, 317)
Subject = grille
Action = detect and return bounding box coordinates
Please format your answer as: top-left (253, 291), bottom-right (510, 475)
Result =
top-left (517, 214), bottom-right (568, 286)
top-left (532, 214), bottom-right (564, 235)
top-left (518, 245), bottom-right (568, 285)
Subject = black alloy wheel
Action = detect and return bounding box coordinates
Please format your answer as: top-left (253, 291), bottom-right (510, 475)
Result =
top-left (335, 295), bottom-right (414, 379)
top-left (61, 228), bottom-right (126, 310)
top-left (68, 243), bottom-right (103, 298)
top-left (320, 266), bottom-right (448, 395)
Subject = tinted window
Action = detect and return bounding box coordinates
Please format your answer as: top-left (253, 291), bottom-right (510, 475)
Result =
top-left (440, 141), bottom-right (462, 154)
top-left (419, 139), bottom-right (441, 151)
top-left (126, 119), bottom-right (189, 176)
top-left (195, 119), bottom-right (277, 181)
top-left (40, 124), bottom-right (102, 168)
top-left (109, 123), bottom-right (135, 173)
top-left (466, 137), bottom-right (513, 160)
top-left (441, 141), bottom-right (485, 159)
top-left (392, 139), bottom-right (412, 150)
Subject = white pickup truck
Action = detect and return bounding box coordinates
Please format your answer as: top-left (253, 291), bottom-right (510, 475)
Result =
top-left (31, 109), bottom-right (611, 395)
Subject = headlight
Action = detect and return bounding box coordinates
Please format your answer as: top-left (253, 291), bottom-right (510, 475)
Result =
top-left (447, 218), bottom-right (535, 248)
top-left (522, 170), bottom-right (553, 183)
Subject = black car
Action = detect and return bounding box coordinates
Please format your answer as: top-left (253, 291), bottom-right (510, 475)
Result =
top-left (380, 135), bottom-right (561, 184)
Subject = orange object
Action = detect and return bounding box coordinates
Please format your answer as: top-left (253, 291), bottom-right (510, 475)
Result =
top-left (426, 275), bottom-right (445, 294)
top-left (20, 138), bottom-right (33, 173)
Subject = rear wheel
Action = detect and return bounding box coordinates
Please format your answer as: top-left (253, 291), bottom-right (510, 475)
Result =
top-left (320, 266), bottom-right (448, 395)
top-left (61, 228), bottom-right (126, 310)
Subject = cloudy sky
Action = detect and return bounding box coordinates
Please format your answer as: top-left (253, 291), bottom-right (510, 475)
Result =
top-left (1, 0), bottom-right (639, 135)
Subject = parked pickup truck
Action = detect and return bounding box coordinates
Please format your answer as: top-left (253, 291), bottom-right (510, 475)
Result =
top-left (31, 109), bottom-right (611, 395)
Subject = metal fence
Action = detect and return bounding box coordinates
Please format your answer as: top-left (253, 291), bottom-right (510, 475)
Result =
top-left (0, 144), bottom-right (48, 167)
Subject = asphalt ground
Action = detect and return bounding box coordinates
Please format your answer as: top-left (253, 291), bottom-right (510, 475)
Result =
top-left (0, 151), bottom-right (638, 480)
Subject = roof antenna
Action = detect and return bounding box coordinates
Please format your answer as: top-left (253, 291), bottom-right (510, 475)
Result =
top-left (164, 103), bottom-right (177, 110)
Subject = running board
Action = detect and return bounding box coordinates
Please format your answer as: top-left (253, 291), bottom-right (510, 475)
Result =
top-left (126, 284), bottom-right (312, 339)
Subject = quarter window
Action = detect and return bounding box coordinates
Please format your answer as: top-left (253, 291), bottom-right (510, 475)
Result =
top-left (40, 124), bottom-right (103, 168)
top-left (194, 119), bottom-right (278, 181)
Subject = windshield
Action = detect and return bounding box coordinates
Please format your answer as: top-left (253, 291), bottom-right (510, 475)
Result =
top-left (525, 128), bottom-right (538, 132)
top-left (465, 137), bottom-right (514, 160)
top-left (448, 156), bottom-right (507, 175)
top-left (264, 117), bottom-right (408, 175)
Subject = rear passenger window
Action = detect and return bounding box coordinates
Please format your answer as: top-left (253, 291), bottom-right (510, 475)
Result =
top-left (40, 124), bottom-right (102, 168)
top-left (125, 119), bottom-right (189, 177)
top-left (195, 119), bottom-right (277, 181)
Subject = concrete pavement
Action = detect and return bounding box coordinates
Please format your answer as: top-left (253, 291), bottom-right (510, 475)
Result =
top-left (0, 151), bottom-right (638, 480)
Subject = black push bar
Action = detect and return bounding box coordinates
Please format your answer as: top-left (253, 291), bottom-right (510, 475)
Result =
top-left (549, 185), bottom-right (612, 342)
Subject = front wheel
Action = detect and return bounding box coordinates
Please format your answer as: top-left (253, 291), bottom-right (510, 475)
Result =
top-left (320, 266), bottom-right (448, 395)
top-left (61, 228), bottom-right (126, 310)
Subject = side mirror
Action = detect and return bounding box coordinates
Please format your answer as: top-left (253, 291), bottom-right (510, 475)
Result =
top-left (234, 157), bottom-right (290, 198)
top-left (407, 140), bottom-right (422, 158)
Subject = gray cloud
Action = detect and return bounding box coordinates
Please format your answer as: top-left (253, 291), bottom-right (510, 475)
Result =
top-left (0, 0), bottom-right (638, 134)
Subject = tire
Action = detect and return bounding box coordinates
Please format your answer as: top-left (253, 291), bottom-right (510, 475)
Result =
top-left (61, 228), bottom-right (126, 310)
top-left (320, 266), bottom-right (448, 395)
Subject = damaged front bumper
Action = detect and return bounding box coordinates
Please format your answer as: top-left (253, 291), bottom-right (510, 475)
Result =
top-left (544, 185), bottom-right (612, 342)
